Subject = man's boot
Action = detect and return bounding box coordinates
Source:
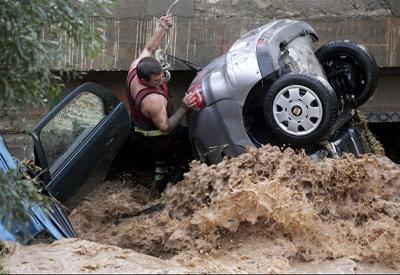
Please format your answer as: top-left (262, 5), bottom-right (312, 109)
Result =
top-left (154, 161), bottom-right (168, 194)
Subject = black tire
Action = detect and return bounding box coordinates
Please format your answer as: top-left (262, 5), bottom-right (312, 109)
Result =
top-left (264, 73), bottom-right (338, 146)
top-left (315, 40), bottom-right (378, 107)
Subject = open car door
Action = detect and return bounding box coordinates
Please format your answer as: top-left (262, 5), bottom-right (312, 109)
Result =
top-left (32, 83), bottom-right (131, 208)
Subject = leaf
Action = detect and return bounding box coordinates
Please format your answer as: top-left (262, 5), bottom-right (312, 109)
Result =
top-left (0, 0), bottom-right (113, 118)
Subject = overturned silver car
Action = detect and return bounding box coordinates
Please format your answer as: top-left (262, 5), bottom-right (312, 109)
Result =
top-left (187, 19), bottom-right (378, 164)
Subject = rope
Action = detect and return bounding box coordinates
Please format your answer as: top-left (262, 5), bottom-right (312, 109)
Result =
top-left (155, 0), bottom-right (183, 79)
top-left (164, 0), bottom-right (182, 54)
top-left (157, 0), bottom-right (182, 61)
top-left (165, 53), bottom-right (202, 71)
top-left (166, 0), bottom-right (181, 16)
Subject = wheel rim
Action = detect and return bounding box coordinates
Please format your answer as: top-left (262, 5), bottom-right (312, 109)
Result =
top-left (272, 85), bottom-right (323, 136)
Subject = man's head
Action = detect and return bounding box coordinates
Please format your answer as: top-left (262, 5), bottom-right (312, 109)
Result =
top-left (137, 57), bottom-right (164, 87)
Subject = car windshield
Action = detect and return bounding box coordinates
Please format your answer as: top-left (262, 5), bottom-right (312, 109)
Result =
top-left (281, 36), bottom-right (326, 78)
top-left (39, 92), bottom-right (106, 174)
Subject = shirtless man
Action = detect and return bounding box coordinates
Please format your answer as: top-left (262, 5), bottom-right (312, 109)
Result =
top-left (126, 14), bottom-right (196, 193)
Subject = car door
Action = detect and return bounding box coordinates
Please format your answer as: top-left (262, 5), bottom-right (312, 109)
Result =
top-left (32, 82), bottom-right (131, 208)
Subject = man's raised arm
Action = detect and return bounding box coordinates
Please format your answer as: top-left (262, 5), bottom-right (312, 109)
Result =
top-left (128, 15), bottom-right (173, 72)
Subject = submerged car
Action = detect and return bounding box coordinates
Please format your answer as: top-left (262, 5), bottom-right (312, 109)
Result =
top-left (186, 19), bottom-right (378, 164)
top-left (0, 83), bottom-right (131, 243)
top-left (0, 134), bottom-right (77, 243)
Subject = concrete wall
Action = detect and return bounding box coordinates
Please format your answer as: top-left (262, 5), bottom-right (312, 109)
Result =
top-left (53, 0), bottom-right (400, 71)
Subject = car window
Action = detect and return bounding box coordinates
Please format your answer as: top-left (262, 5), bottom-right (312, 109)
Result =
top-left (283, 36), bottom-right (326, 79)
top-left (39, 92), bottom-right (105, 174)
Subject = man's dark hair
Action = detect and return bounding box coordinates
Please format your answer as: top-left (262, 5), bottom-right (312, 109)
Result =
top-left (137, 57), bottom-right (163, 81)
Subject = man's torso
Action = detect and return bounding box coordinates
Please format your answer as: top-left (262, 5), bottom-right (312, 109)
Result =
top-left (130, 75), bottom-right (168, 117)
top-left (126, 68), bottom-right (174, 133)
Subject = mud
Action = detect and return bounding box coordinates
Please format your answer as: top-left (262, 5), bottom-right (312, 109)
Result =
top-left (2, 144), bottom-right (400, 273)
top-left (0, 239), bottom-right (188, 274)
top-left (70, 145), bottom-right (400, 270)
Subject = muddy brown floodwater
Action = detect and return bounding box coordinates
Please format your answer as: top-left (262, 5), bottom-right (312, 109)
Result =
top-left (1, 144), bottom-right (400, 273)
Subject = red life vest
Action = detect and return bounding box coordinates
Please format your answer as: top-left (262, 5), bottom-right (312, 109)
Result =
top-left (126, 68), bottom-right (174, 134)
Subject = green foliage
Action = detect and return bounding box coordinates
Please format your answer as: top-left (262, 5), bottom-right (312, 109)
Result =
top-left (0, 0), bottom-right (113, 118)
top-left (356, 110), bottom-right (385, 155)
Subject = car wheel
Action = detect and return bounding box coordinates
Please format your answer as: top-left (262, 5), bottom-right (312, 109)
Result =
top-left (315, 40), bottom-right (378, 106)
top-left (263, 73), bottom-right (338, 146)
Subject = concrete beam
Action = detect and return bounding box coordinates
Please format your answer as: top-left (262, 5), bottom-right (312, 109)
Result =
top-left (48, 0), bottom-right (400, 70)
top-left (112, 0), bottom-right (194, 19)
top-left (55, 15), bottom-right (400, 71)
top-left (389, 0), bottom-right (400, 16)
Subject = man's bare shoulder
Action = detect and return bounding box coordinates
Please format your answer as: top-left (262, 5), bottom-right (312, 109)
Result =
top-left (141, 93), bottom-right (167, 113)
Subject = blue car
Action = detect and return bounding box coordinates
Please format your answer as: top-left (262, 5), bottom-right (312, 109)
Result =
top-left (0, 83), bottom-right (131, 244)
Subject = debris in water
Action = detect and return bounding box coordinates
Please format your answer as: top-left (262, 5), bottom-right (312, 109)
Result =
top-left (68, 144), bottom-right (400, 270)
